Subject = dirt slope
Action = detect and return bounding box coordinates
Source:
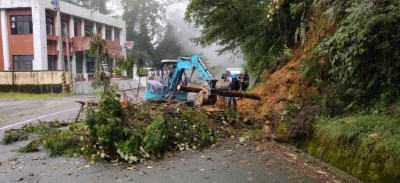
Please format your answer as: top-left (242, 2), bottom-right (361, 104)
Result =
top-left (237, 36), bottom-right (322, 123)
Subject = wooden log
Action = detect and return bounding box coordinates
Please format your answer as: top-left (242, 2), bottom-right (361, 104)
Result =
top-left (177, 85), bottom-right (203, 93)
top-left (215, 90), bottom-right (261, 100)
top-left (178, 85), bottom-right (261, 100)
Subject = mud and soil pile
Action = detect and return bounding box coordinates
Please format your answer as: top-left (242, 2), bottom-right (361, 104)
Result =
top-left (237, 46), bottom-right (313, 123)
top-left (236, 17), bottom-right (334, 125)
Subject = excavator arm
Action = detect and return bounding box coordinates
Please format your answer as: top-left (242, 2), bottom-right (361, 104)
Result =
top-left (168, 55), bottom-right (218, 104)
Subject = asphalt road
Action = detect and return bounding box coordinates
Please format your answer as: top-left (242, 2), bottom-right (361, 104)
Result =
top-left (0, 88), bottom-right (146, 132)
top-left (0, 140), bottom-right (330, 183)
top-left (0, 91), bottom-right (354, 183)
top-left (0, 95), bottom-right (91, 132)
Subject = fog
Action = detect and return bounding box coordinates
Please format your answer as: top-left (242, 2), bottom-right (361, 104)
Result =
top-left (165, 1), bottom-right (245, 78)
top-left (107, 0), bottom-right (245, 78)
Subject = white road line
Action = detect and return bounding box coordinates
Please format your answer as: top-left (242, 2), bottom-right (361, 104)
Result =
top-left (0, 107), bottom-right (81, 131)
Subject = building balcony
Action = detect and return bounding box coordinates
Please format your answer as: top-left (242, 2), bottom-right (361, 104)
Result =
top-left (47, 35), bottom-right (76, 42)
top-left (72, 37), bottom-right (123, 58)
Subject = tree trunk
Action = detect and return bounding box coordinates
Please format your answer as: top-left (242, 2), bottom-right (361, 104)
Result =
top-left (177, 85), bottom-right (261, 100)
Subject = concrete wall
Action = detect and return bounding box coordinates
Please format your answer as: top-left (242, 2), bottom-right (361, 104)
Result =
top-left (113, 78), bottom-right (144, 91)
top-left (0, 71), bottom-right (71, 85)
top-left (75, 80), bottom-right (94, 94)
top-left (0, 0), bottom-right (31, 8)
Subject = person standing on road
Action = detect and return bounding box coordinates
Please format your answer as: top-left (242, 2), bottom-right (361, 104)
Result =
top-left (227, 74), bottom-right (242, 110)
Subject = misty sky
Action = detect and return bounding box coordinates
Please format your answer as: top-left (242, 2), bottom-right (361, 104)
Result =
top-left (107, 0), bottom-right (245, 78)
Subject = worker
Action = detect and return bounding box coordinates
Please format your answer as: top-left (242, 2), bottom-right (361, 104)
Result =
top-left (227, 74), bottom-right (242, 110)
top-left (168, 65), bottom-right (176, 79)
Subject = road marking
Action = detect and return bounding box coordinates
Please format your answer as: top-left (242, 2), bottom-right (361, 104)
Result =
top-left (0, 107), bottom-right (81, 131)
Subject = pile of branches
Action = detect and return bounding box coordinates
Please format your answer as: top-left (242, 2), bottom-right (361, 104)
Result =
top-left (2, 88), bottom-right (222, 163)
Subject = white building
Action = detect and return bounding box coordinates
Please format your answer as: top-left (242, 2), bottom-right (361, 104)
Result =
top-left (0, 0), bottom-right (126, 81)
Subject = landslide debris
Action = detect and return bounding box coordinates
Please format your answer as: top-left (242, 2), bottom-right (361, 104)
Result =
top-left (236, 18), bottom-right (335, 139)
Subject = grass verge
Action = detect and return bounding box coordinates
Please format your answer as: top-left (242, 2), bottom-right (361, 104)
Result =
top-left (0, 92), bottom-right (72, 100)
top-left (305, 114), bottom-right (400, 182)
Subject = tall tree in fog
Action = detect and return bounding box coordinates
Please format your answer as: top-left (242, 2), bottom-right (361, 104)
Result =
top-left (121, 0), bottom-right (165, 65)
top-left (153, 23), bottom-right (183, 68)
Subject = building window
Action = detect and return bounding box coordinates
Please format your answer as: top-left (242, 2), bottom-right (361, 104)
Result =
top-left (114, 30), bottom-right (120, 42)
top-left (76, 57), bottom-right (83, 73)
top-left (46, 16), bottom-right (54, 35)
top-left (74, 22), bottom-right (78, 37)
top-left (86, 56), bottom-right (95, 74)
top-left (84, 24), bottom-right (93, 36)
top-left (97, 27), bottom-right (102, 35)
top-left (11, 15), bottom-right (33, 35)
top-left (106, 30), bottom-right (111, 40)
top-left (48, 55), bottom-right (57, 70)
top-left (13, 55), bottom-right (33, 71)
top-left (61, 20), bottom-right (68, 37)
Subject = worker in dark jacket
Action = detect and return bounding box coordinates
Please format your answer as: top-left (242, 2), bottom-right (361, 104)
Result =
top-left (168, 65), bottom-right (176, 79)
top-left (227, 74), bottom-right (242, 109)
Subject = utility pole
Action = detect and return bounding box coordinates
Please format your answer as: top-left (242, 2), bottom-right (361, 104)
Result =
top-left (69, 17), bottom-right (77, 95)
top-left (66, 22), bottom-right (73, 94)
top-left (52, 0), bottom-right (66, 93)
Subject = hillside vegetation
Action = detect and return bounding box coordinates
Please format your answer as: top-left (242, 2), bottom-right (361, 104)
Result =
top-left (186, 0), bottom-right (400, 181)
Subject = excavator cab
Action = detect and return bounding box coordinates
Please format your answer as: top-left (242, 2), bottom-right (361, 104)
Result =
top-left (145, 55), bottom-right (223, 105)
top-left (145, 60), bottom-right (188, 101)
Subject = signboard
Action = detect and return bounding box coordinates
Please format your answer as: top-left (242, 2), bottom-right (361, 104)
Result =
top-left (125, 41), bottom-right (134, 50)
top-left (51, 0), bottom-right (60, 10)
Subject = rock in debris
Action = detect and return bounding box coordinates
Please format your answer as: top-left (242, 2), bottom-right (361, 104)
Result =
top-left (262, 125), bottom-right (272, 136)
top-left (243, 116), bottom-right (253, 125)
top-left (261, 120), bottom-right (272, 136)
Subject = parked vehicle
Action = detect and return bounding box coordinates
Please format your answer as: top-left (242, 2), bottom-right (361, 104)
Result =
top-left (217, 68), bottom-right (249, 91)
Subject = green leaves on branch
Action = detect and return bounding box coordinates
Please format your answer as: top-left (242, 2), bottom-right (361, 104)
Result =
top-left (313, 0), bottom-right (400, 108)
top-left (143, 116), bottom-right (168, 154)
top-left (185, 0), bottom-right (312, 81)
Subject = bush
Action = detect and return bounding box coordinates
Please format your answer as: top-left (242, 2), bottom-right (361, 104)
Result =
top-left (311, 0), bottom-right (400, 111)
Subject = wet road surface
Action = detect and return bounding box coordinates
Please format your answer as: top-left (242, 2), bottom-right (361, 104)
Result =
top-left (0, 92), bottom-right (354, 183)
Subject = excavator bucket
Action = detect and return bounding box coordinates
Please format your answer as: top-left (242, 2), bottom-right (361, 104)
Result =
top-left (193, 89), bottom-right (217, 106)
top-left (202, 94), bottom-right (217, 105)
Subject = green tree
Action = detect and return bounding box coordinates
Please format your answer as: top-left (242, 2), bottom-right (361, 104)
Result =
top-left (153, 23), bottom-right (184, 69)
top-left (122, 0), bottom-right (166, 67)
top-left (85, 34), bottom-right (110, 90)
top-left (185, 0), bottom-right (311, 80)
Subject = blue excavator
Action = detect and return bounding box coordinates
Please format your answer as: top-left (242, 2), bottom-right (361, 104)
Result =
top-left (145, 55), bottom-right (218, 105)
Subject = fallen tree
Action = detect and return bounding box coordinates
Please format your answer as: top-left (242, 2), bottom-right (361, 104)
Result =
top-left (177, 85), bottom-right (261, 100)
